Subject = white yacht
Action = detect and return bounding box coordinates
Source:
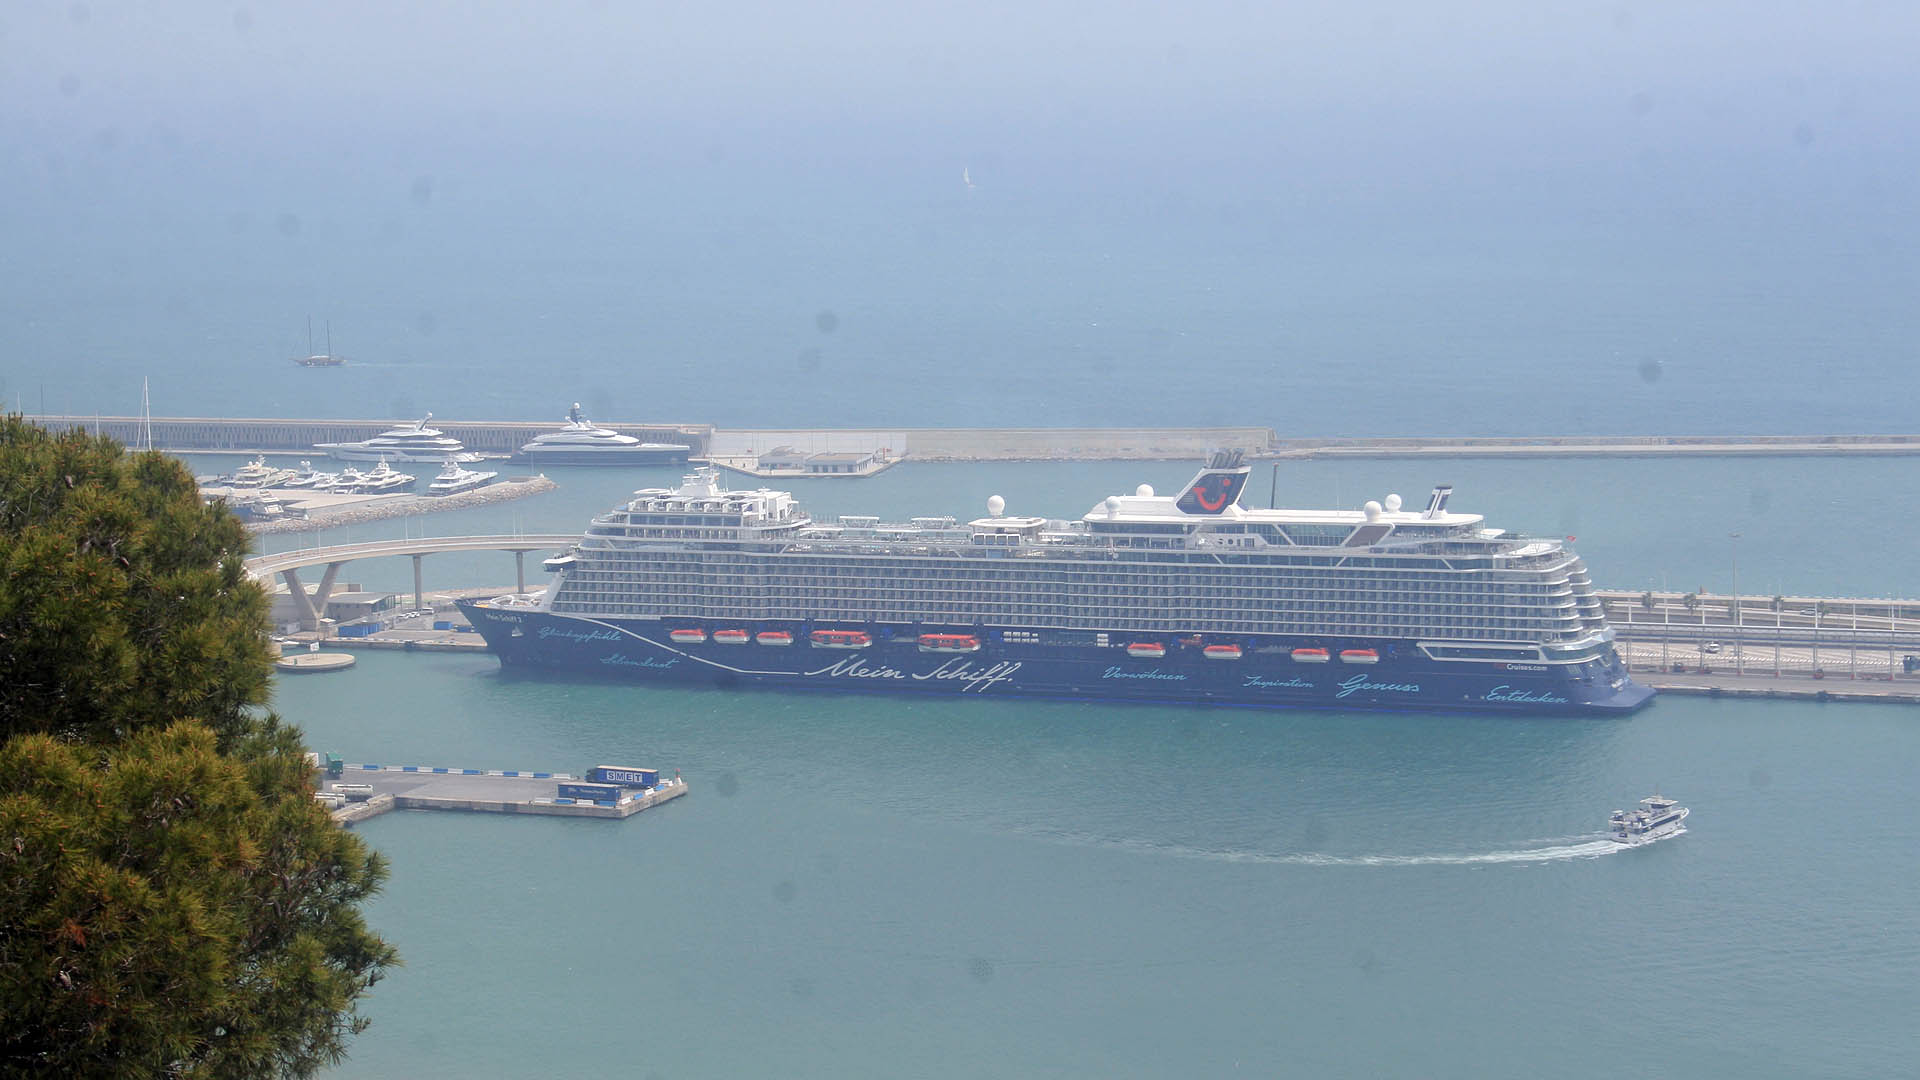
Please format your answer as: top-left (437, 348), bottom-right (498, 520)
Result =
top-left (427, 456), bottom-right (499, 496)
top-left (280, 461), bottom-right (331, 488)
top-left (315, 414), bottom-right (484, 463)
top-left (356, 459), bottom-right (416, 493)
top-left (517, 403), bottom-right (692, 465)
top-left (329, 459), bottom-right (414, 494)
top-left (1609, 795), bottom-right (1690, 845)
top-left (215, 490), bottom-right (289, 522)
top-left (325, 467), bottom-right (369, 493)
top-left (226, 456), bottom-right (296, 488)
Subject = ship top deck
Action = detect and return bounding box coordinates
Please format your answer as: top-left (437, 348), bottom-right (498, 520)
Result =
top-left (600, 465), bottom-right (1555, 560)
top-left (1082, 494), bottom-right (1485, 530)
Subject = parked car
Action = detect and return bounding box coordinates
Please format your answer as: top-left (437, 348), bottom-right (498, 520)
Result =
top-left (1701, 641), bottom-right (1722, 653)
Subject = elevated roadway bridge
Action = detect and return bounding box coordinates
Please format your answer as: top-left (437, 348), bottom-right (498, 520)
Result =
top-left (247, 535), bottom-right (578, 630)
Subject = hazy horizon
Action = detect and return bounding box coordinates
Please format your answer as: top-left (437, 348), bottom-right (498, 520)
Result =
top-left (3, 2), bottom-right (1916, 432)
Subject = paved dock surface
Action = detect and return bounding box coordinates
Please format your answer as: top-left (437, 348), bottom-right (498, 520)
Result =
top-left (274, 651), bottom-right (357, 672)
top-left (1636, 669), bottom-right (1920, 704)
top-left (323, 764), bottom-right (687, 824)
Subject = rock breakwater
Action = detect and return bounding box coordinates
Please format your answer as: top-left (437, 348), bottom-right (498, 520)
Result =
top-left (248, 475), bottom-right (557, 535)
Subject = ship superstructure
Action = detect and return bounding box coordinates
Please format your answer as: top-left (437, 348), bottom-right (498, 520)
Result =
top-left (459, 452), bottom-right (1652, 713)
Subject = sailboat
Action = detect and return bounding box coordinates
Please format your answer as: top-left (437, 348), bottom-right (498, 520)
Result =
top-left (293, 318), bottom-right (344, 367)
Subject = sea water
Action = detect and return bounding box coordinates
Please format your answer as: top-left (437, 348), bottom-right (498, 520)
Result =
top-left (240, 455), bottom-right (1920, 1079)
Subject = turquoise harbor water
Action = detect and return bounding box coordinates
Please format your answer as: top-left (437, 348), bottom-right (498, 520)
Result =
top-left (244, 455), bottom-right (1920, 1079)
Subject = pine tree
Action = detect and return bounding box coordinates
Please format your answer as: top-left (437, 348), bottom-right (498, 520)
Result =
top-left (0, 417), bottom-right (396, 1077)
top-left (0, 418), bottom-right (271, 747)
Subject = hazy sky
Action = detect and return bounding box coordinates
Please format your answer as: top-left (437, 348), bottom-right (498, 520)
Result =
top-left (3, 2), bottom-right (1917, 431)
top-left (7, 1), bottom-right (1916, 187)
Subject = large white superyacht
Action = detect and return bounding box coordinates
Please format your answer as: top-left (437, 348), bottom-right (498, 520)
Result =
top-left (315, 414), bottom-right (484, 463)
top-left (517, 404), bottom-right (692, 465)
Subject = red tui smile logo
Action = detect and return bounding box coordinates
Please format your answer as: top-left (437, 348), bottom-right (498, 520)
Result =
top-left (1177, 472), bottom-right (1241, 514)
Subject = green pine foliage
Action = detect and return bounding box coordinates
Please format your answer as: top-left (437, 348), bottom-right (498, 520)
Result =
top-left (0, 417), bottom-right (397, 1077)
top-left (0, 722), bottom-right (396, 1077)
top-left (0, 417), bottom-right (271, 748)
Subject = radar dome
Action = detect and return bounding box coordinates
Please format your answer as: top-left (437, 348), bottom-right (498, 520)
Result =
top-left (1105, 496), bottom-right (1122, 516)
top-left (1364, 500), bottom-right (1383, 521)
top-left (1384, 493), bottom-right (1402, 512)
top-left (987, 494), bottom-right (1006, 516)
top-left (1136, 484), bottom-right (1155, 497)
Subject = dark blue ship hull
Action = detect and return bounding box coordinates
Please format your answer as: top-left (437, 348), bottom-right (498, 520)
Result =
top-left (457, 603), bottom-right (1654, 714)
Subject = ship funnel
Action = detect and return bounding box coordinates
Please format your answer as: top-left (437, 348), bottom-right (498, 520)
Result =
top-left (1423, 484), bottom-right (1453, 519)
top-left (1174, 451), bottom-right (1252, 515)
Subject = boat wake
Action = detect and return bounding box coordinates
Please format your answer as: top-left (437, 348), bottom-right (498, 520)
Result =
top-left (1040, 831), bottom-right (1625, 867)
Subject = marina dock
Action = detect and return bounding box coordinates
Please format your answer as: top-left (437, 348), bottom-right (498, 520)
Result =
top-left (320, 762), bottom-right (687, 825)
top-left (206, 474), bottom-right (558, 535)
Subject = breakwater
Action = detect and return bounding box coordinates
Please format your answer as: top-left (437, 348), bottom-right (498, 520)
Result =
top-left (247, 475), bottom-right (557, 535)
top-left (31, 414), bottom-right (1920, 462)
top-left (33, 415), bottom-right (711, 456)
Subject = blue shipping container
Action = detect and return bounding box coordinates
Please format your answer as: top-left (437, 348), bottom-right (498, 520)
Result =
top-left (556, 782), bottom-right (623, 802)
top-left (588, 765), bottom-right (659, 788)
top-left (433, 620), bottom-right (453, 630)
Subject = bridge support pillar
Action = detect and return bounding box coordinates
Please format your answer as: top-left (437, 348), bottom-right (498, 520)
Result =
top-left (280, 561), bottom-right (346, 632)
top-left (412, 554), bottom-right (425, 612)
top-left (515, 550), bottom-right (526, 595)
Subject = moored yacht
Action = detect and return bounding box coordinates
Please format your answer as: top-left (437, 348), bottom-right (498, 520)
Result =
top-left (517, 403), bottom-right (692, 465)
top-left (226, 456), bottom-right (296, 488)
top-left (329, 459), bottom-right (415, 494)
top-left (280, 460), bottom-right (331, 488)
top-left (211, 490), bottom-right (289, 521)
top-left (1609, 795), bottom-right (1689, 845)
top-left (426, 457), bottom-right (499, 496)
top-left (315, 414), bottom-right (483, 463)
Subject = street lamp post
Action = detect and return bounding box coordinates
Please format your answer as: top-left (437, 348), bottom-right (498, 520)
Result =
top-left (1730, 532), bottom-right (1742, 675)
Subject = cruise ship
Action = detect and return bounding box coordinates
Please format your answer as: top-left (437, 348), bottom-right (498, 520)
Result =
top-left (315, 414), bottom-right (484, 463)
top-left (517, 404), bottom-right (693, 465)
top-left (457, 452), bottom-right (1653, 714)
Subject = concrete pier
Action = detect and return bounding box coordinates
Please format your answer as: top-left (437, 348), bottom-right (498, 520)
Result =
top-left (239, 474), bottom-right (558, 536)
top-left (274, 651), bottom-right (356, 673)
top-left (1632, 670), bottom-right (1920, 705)
top-left (321, 763), bottom-right (688, 825)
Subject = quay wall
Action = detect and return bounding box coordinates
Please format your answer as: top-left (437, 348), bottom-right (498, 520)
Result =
top-left (1269, 433), bottom-right (1920, 459)
top-left (30, 415), bottom-right (713, 456)
top-left (709, 426), bottom-right (1276, 461)
top-left (26, 415), bottom-right (1920, 461)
